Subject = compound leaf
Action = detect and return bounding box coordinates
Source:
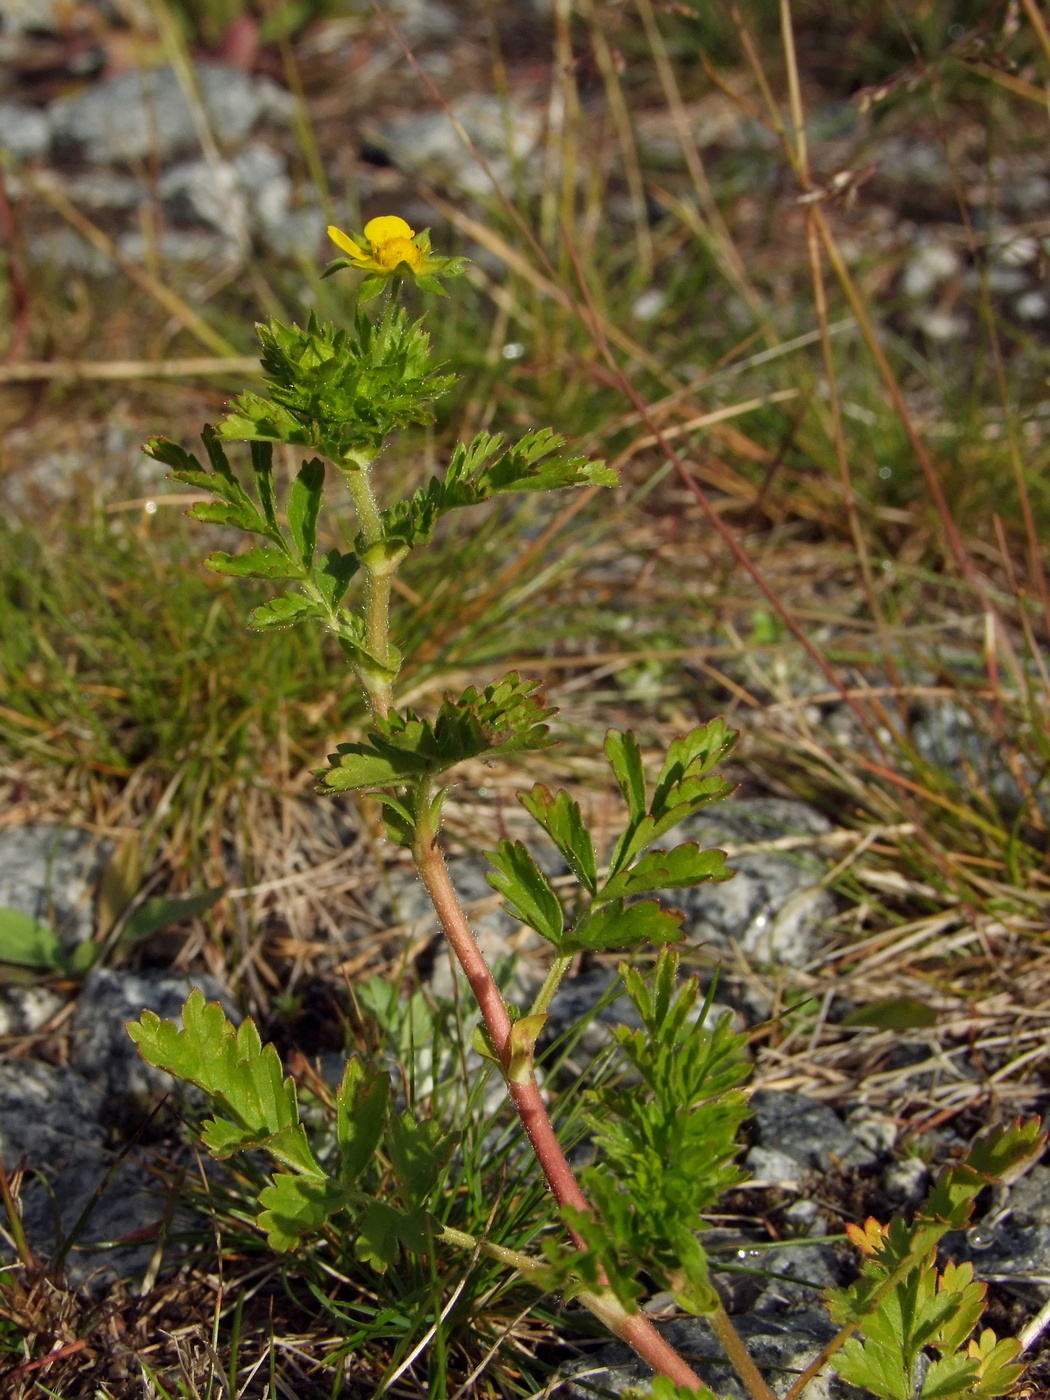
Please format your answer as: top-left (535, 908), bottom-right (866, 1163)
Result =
top-left (518, 785), bottom-right (597, 893)
top-left (600, 843), bottom-right (732, 901)
top-left (128, 989), bottom-right (323, 1179)
top-left (247, 592), bottom-right (323, 631)
top-left (205, 547), bottom-right (302, 580)
top-left (485, 840), bottom-right (564, 945)
top-left (256, 1172), bottom-right (349, 1252)
top-left (569, 898), bottom-right (684, 953)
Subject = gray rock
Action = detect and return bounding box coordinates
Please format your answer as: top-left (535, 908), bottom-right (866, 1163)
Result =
top-left (0, 983), bottom-right (64, 1036)
top-left (0, 100), bottom-right (50, 160)
top-left (745, 1146), bottom-right (805, 1188)
top-left (49, 63), bottom-right (290, 164)
top-left (387, 0), bottom-right (458, 41)
top-left (669, 799), bottom-right (837, 968)
top-left (367, 93), bottom-right (542, 196)
top-left (59, 170), bottom-right (146, 210)
top-left (0, 1060), bottom-right (104, 1170)
top-left (16, 1153), bottom-right (173, 1293)
top-left (0, 823), bottom-right (112, 951)
top-left (749, 1090), bottom-right (877, 1173)
top-left (946, 1217), bottom-right (1050, 1292)
top-left (71, 966), bottom-right (236, 1106)
top-left (562, 1308), bottom-right (866, 1398)
top-left (751, 1240), bottom-right (843, 1316)
top-left (23, 226), bottom-right (116, 276)
top-left (910, 701), bottom-right (1035, 811)
top-left (881, 1156), bottom-right (929, 1205)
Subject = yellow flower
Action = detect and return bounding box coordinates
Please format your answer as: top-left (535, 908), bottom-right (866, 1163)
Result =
top-left (328, 216), bottom-right (423, 274)
top-left (323, 214), bottom-right (467, 301)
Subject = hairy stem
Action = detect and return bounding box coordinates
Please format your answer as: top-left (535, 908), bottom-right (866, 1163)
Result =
top-left (340, 459), bottom-right (396, 718)
top-left (711, 1303), bottom-right (778, 1400)
top-left (411, 799), bottom-right (708, 1392)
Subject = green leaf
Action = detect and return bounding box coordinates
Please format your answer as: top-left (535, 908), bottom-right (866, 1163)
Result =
top-left (122, 887), bottom-right (226, 943)
top-left (335, 1058), bottom-right (389, 1185)
top-left (652, 719), bottom-right (738, 822)
top-left (485, 840), bottom-right (564, 945)
top-left (205, 547), bottom-right (303, 580)
top-left (219, 307), bottom-right (453, 462)
top-left (604, 730), bottom-right (647, 822)
top-left (147, 428), bottom-right (269, 537)
top-left (286, 458), bottom-right (324, 568)
top-left (388, 1114), bottom-right (455, 1206)
top-left (319, 673), bottom-right (556, 793)
top-left (247, 592), bottom-right (323, 631)
top-left (0, 907), bottom-right (67, 972)
top-left (626, 1381), bottom-right (720, 1400)
top-left (378, 429), bottom-right (616, 551)
top-left (256, 1172), bottom-right (349, 1252)
top-left (127, 989), bottom-right (323, 1179)
top-left (600, 843), bottom-right (732, 901)
top-left (313, 547), bottom-right (359, 610)
top-left (518, 785), bottom-right (598, 893)
top-left (355, 1199), bottom-right (406, 1272)
top-left (843, 998), bottom-right (939, 1030)
top-left (569, 899), bottom-right (684, 952)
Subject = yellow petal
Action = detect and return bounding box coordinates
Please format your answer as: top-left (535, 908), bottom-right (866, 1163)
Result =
top-left (363, 215), bottom-right (415, 245)
top-left (327, 225), bottom-right (370, 263)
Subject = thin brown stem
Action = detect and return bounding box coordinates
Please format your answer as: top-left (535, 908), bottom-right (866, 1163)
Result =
top-left (411, 806), bottom-right (710, 1392)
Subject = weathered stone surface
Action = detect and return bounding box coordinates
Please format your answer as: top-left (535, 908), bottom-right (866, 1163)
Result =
top-left (668, 799), bottom-right (837, 967)
top-left (0, 823), bottom-right (112, 950)
top-left (70, 966), bottom-right (236, 1105)
top-left (749, 1089), bottom-right (877, 1173)
top-left (0, 1059), bottom-right (104, 1170)
top-left (49, 63), bottom-right (290, 164)
top-left (562, 1308), bottom-right (868, 1398)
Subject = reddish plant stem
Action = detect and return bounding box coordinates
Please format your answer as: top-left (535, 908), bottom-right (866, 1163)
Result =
top-left (411, 819), bottom-right (709, 1393)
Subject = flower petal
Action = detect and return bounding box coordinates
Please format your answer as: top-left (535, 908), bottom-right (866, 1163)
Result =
top-left (327, 225), bottom-right (370, 263)
top-left (363, 215), bottom-right (415, 245)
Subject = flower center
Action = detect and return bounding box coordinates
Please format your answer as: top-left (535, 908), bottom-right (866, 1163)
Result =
top-left (373, 237), bottom-right (422, 271)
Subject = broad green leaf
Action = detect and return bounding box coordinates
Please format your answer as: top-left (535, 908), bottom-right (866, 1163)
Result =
top-left (247, 592), bottom-right (323, 631)
top-left (355, 1199), bottom-right (406, 1272)
top-left (257, 1173), bottom-right (349, 1252)
top-left (627, 1381), bottom-right (720, 1400)
top-left (128, 989), bottom-right (323, 1179)
top-left (834, 1334), bottom-right (911, 1400)
top-left (600, 843), bottom-right (732, 901)
top-left (569, 898), bottom-right (684, 952)
top-left (930, 1262), bottom-right (986, 1355)
top-left (485, 840), bottom-right (564, 945)
top-left (319, 744), bottom-right (429, 792)
top-left (121, 887), bottom-right (226, 943)
top-left (335, 1058), bottom-right (389, 1185)
top-left (388, 1114), bottom-right (455, 1206)
top-left (286, 457), bottom-right (324, 568)
top-left (919, 1353), bottom-right (981, 1399)
top-left (205, 547), bottom-right (302, 580)
top-left (604, 730), bottom-right (647, 822)
top-left (313, 547), bottom-right (359, 610)
top-left (967, 1331), bottom-right (1024, 1399)
top-left (0, 907), bottom-right (67, 972)
top-left (518, 785), bottom-right (597, 893)
top-left (187, 498), bottom-right (266, 532)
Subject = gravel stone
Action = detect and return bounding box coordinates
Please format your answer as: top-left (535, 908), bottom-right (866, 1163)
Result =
top-left (749, 1089), bottom-right (877, 1172)
top-left (367, 93), bottom-right (542, 196)
top-left (0, 823), bottom-right (112, 950)
top-left (668, 799), bottom-right (837, 967)
top-left (0, 100), bottom-right (51, 159)
top-left (49, 63), bottom-right (291, 164)
top-left (562, 1308), bottom-right (868, 1398)
top-left (882, 1156), bottom-right (929, 1205)
top-left (70, 966), bottom-right (236, 1106)
top-left (0, 983), bottom-right (64, 1035)
top-left (0, 1060), bottom-right (104, 1169)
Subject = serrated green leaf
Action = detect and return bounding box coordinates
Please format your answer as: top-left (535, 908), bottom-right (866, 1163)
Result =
top-left (187, 499), bottom-right (264, 531)
top-left (313, 546), bottom-right (359, 610)
top-left (205, 547), bottom-right (303, 580)
top-left (518, 785), bottom-right (597, 893)
top-left (834, 1335), bottom-right (911, 1400)
top-left (247, 592), bottom-right (323, 631)
top-left (319, 674), bottom-right (556, 793)
top-left (286, 458), bottom-right (324, 567)
top-left (626, 1380), bottom-right (720, 1400)
top-left (569, 898), bottom-right (684, 952)
top-left (355, 1199), bottom-right (405, 1272)
top-left (0, 907), bottom-right (68, 972)
top-left (485, 840), bottom-right (564, 945)
top-left (388, 1114), bottom-right (455, 1206)
top-left (257, 1172), bottom-right (349, 1252)
top-left (652, 719), bottom-right (738, 821)
top-left (356, 275), bottom-right (386, 303)
top-left (121, 887), bottom-right (225, 943)
top-left (127, 989), bottom-right (323, 1178)
top-left (919, 1352), bottom-right (980, 1399)
top-left (604, 730), bottom-right (647, 822)
top-left (600, 843), bottom-right (732, 901)
top-left (336, 1058), bottom-right (389, 1185)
